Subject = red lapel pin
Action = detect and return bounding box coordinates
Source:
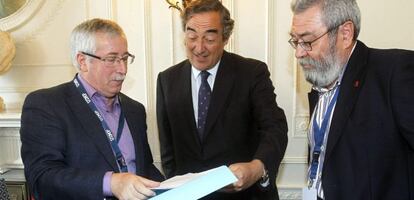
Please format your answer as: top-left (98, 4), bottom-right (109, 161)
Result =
top-left (353, 80), bottom-right (360, 88)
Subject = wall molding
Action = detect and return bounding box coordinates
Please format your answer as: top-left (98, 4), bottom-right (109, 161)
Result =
top-left (0, 0), bottom-right (45, 31)
top-left (266, 0), bottom-right (275, 72)
top-left (0, 127), bottom-right (22, 167)
top-left (222, 0), bottom-right (235, 52)
top-left (0, 120), bottom-right (20, 129)
top-left (13, 63), bottom-right (73, 68)
top-left (279, 188), bottom-right (302, 200)
top-left (294, 114), bottom-right (309, 138)
top-left (9, 0), bottom-right (66, 43)
top-left (281, 156), bottom-right (307, 164)
top-left (0, 87), bottom-right (37, 94)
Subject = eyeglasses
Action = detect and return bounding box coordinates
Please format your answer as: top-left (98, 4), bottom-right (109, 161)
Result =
top-left (81, 51), bottom-right (135, 66)
top-left (288, 26), bottom-right (338, 51)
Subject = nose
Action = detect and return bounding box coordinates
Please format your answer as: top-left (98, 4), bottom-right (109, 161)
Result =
top-left (294, 45), bottom-right (308, 58)
top-left (116, 60), bottom-right (127, 74)
top-left (194, 38), bottom-right (206, 54)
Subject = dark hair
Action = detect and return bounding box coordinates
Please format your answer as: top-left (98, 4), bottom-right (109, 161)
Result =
top-left (181, 0), bottom-right (234, 41)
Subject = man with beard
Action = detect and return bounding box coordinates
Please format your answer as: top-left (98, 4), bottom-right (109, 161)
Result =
top-left (289, 0), bottom-right (414, 199)
top-left (156, 0), bottom-right (288, 199)
top-left (20, 18), bottom-right (164, 200)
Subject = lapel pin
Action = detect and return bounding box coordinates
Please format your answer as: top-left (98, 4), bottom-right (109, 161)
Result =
top-left (353, 80), bottom-right (360, 88)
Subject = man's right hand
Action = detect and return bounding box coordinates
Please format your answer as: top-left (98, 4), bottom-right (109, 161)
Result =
top-left (111, 173), bottom-right (160, 200)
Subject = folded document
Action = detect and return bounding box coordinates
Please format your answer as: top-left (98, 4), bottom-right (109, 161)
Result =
top-left (150, 166), bottom-right (237, 200)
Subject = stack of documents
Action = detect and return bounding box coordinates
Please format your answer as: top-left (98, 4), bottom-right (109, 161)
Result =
top-left (151, 166), bottom-right (237, 200)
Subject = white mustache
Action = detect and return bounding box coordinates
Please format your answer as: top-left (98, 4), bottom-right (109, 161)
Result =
top-left (113, 74), bottom-right (126, 81)
top-left (298, 57), bottom-right (317, 67)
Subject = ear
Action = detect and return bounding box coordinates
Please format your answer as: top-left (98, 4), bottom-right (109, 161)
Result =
top-left (338, 21), bottom-right (355, 49)
top-left (76, 53), bottom-right (88, 72)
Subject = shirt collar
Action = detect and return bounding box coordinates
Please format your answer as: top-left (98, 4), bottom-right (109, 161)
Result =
top-left (76, 74), bottom-right (120, 108)
top-left (191, 60), bottom-right (220, 79)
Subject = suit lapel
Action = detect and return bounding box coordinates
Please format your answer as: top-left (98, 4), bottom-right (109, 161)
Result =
top-left (176, 62), bottom-right (202, 146)
top-left (324, 41), bottom-right (370, 161)
top-left (119, 94), bottom-right (145, 175)
top-left (308, 90), bottom-right (318, 115)
top-left (66, 79), bottom-right (119, 171)
top-left (203, 51), bottom-right (235, 139)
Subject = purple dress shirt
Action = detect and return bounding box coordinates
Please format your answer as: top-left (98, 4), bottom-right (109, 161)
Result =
top-left (77, 75), bottom-right (136, 197)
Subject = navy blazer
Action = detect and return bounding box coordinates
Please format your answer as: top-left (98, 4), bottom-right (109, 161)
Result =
top-left (157, 51), bottom-right (288, 200)
top-left (20, 78), bottom-right (163, 200)
top-left (308, 41), bottom-right (414, 200)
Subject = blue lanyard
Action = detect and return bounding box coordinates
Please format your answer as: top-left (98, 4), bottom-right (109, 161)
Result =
top-left (73, 77), bottom-right (128, 173)
top-left (309, 87), bottom-right (340, 183)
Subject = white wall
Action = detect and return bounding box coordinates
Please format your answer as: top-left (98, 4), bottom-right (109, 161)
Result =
top-left (0, 0), bottom-right (413, 199)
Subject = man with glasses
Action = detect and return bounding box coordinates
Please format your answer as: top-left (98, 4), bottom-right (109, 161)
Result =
top-left (289, 0), bottom-right (414, 199)
top-left (20, 18), bottom-right (163, 200)
top-left (156, 0), bottom-right (288, 199)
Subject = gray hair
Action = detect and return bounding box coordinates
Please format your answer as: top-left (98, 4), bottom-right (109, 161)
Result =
top-left (181, 0), bottom-right (234, 41)
top-left (70, 18), bottom-right (126, 69)
top-left (291, 0), bottom-right (361, 40)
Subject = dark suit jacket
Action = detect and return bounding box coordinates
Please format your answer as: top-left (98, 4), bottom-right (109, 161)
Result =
top-left (157, 51), bottom-right (288, 200)
top-left (308, 41), bottom-right (414, 200)
top-left (20, 78), bottom-right (164, 200)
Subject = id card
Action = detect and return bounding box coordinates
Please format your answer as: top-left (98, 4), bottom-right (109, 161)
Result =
top-left (302, 187), bottom-right (317, 200)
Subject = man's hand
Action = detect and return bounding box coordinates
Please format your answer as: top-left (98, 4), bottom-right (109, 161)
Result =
top-left (111, 173), bottom-right (160, 200)
top-left (221, 159), bottom-right (264, 193)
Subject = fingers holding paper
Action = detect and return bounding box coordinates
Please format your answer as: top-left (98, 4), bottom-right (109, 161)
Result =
top-left (221, 159), bottom-right (264, 193)
top-left (111, 173), bottom-right (161, 200)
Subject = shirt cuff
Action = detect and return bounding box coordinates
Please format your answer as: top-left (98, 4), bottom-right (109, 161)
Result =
top-left (103, 171), bottom-right (114, 197)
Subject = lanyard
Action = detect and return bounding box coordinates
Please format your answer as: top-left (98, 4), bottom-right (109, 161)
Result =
top-left (73, 77), bottom-right (128, 173)
top-left (309, 87), bottom-right (340, 185)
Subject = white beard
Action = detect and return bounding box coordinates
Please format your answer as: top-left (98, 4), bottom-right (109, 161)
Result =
top-left (298, 42), bottom-right (343, 88)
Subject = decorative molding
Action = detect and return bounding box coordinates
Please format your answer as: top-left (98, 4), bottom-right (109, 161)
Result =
top-left (281, 156), bottom-right (307, 164)
top-left (169, 2), bottom-right (179, 66)
top-left (266, 0), bottom-right (275, 72)
top-left (143, 0), bottom-right (159, 151)
top-left (0, 0), bottom-right (45, 31)
top-left (292, 54), bottom-right (309, 138)
top-left (294, 114), bottom-right (309, 138)
top-left (279, 188), bottom-right (302, 200)
top-left (13, 63), bottom-right (73, 68)
top-left (0, 127), bottom-right (22, 167)
top-left (0, 113), bottom-right (21, 127)
top-left (222, 0), bottom-right (235, 53)
top-left (0, 128), bottom-right (20, 136)
top-left (0, 87), bottom-right (36, 94)
top-left (10, 0), bottom-right (66, 43)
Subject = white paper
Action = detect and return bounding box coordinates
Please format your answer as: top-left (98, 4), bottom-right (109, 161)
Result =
top-left (150, 166), bottom-right (237, 200)
top-left (153, 168), bottom-right (212, 190)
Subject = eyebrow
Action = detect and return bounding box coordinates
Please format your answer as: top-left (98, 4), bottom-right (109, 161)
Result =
top-left (186, 26), bottom-right (219, 34)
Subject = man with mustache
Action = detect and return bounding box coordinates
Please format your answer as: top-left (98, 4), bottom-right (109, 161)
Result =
top-left (289, 0), bottom-right (414, 199)
top-left (156, 0), bottom-right (288, 199)
top-left (20, 18), bottom-right (164, 200)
